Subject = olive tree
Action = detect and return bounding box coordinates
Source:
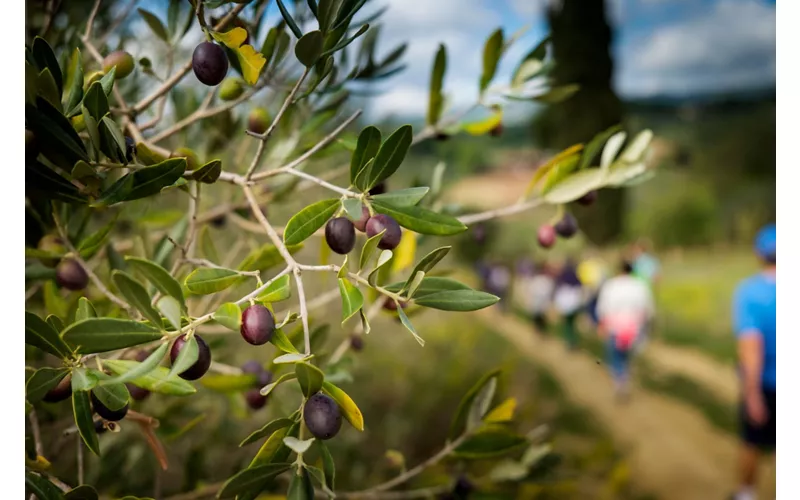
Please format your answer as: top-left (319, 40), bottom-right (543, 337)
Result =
top-left (24, 1), bottom-right (654, 498)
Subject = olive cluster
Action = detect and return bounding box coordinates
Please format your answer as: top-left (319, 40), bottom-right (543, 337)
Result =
top-left (536, 191), bottom-right (597, 249)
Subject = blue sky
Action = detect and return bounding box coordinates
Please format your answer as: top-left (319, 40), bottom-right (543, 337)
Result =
top-left (135, 0), bottom-right (776, 120)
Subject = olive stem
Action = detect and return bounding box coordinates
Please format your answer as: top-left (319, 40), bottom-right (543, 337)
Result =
top-left (77, 435), bottom-right (84, 484)
top-left (244, 67), bottom-right (311, 180)
top-left (83, 0), bottom-right (102, 39)
top-left (209, 361), bottom-right (243, 375)
top-left (295, 264), bottom-right (405, 303)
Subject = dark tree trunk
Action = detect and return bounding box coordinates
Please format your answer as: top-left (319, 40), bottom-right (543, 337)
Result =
top-left (534, 0), bottom-right (626, 244)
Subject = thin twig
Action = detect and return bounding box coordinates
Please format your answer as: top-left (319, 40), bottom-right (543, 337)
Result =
top-left (84, 0), bottom-right (102, 39)
top-left (149, 81), bottom-right (268, 143)
top-left (209, 361), bottom-right (243, 375)
top-left (97, 0), bottom-right (138, 47)
top-left (251, 109), bottom-right (362, 180)
top-left (29, 409), bottom-right (43, 457)
top-left (77, 435), bottom-right (84, 485)
top-left (284, 168), bottom-right (358, 197)
top-left (244, 67), bottom-right (311, 179)
top-left (457, 198), bottom-right (543, 225)
top-left (340, 435), bottom-right (468, 496)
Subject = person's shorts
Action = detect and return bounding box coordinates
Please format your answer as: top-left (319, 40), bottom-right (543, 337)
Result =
top-left (740, 387), bottom-right (776, 450)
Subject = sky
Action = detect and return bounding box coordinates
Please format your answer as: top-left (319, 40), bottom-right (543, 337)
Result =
top-left (135, 0), bottom-right (776, 121)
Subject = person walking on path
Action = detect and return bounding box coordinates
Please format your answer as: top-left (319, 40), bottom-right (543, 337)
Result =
top-left (730, 224), bottom-right (776, 500)
top-left (595, 259), bottom-right (655, 402)
top-left (553, 258), bottom-right (585, 350)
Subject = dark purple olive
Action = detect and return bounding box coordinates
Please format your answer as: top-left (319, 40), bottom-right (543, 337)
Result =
top-left (366, 214), bottom-right (402, 250)
top-left (94, 419), bottom-right (108, 434)
top-left (325, 217), bottom-right (356, 255)
top-left (126, 383), bottom-right (150, 402)
top-left (56, 259), bottom-right (89, 291)
top-left (43, 374), bottom-right (72, 403)
top-left (382, 299), bottom-right (407, 311)
top-left (124, 136), bottom-right (136, 162)
top-left (170, 334), bottom-right (212, 380)
top-left (192, 42), bottom-right (228, 86)
top-left (554, 213), bottom-right (579, 238)
top-left (537, 224), bottom-right (556, 249)
top-left (353, 206), bottom-right (370, 233)
top-left (240, 304), bottom-right (275, 345)
top-left (90, 391), bottom-right (129, 421)
top-left (577, 190), bottom-right (597, 206)
top-left (349, 335), bottom-right (363, 352)
top-left (245, 389), bottom-right (268, 410)
top-left (489, 123), bottom-right (504, 137)
top-left (369, 182), bottom-right (387, 196)
top-left (241, 361), bottom-right (272, 386)
top-left (134, 349), bottom-right (151, 362)
top-left (303, 393), bottom-right (342, 440)
top-left (452, 474), bottom-right (474, 498)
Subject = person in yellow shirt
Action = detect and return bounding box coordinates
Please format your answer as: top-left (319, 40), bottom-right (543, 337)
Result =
top-left (578, 250), bottom-right (610, 327)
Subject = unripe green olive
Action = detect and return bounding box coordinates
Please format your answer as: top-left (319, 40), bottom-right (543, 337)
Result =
top-left (103, 51), bottom-right (135, 79)
top-left (248, 108), bottom-right (271, 135)
top-left (219, 77), bottom-right (245, 101)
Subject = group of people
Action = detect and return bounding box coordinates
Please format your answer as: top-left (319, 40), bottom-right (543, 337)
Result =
top-left (478, 240), bottom-right (661, 400)
top-left (476, 225), bottom-right (777, 500)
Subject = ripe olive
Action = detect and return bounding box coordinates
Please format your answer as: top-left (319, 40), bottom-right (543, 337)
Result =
top-left (126, 383), bottom-right (150, 402)
top-left (554, 213), bottom-right (579, 238)
top-left (94, 419), bottom-right (107, 434)
top-left (369, 182), bottom-right (387, 196)
top-left (103, 51), bottom-right (135, 79)
top-left (325, 217), bottom-right (356, 255)
top-left (537, 224), bottom-right (556, 249)
top-left (577, 190), bottom-right (598, 206)
top-left (192, 42), bottom-right (228, 86)
top-left (353, 206), bottom-right (370, 233)
top-left (349, 335), bottom-right (363, 352)
top-left (124, 136), bottom-right (136, 163)
top-left (170, 334), bottom-right (212, 380)
top-left (43, 374), bottom-right (72, 403)
top-left (244, 389), bottom-right (268, 410)
top-left (90, 391), bottom-right (129, 421)
top-left (240, 304), bottom-right (275, 345)
top-left (366, 214), bottom-right (402, 250)
top-left (303, 393), bottom-right (342, 440)
top-left (489, 123), bottom-right (504, 137)
top-left (56, 259), bottom-right (89, 291)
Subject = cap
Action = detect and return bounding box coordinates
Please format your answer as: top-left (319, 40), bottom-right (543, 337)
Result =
top-left (754, 223), bottom-right (776, 261)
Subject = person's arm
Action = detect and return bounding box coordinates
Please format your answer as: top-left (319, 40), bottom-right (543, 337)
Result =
top-left (733, 287), bottom-right (768, 425)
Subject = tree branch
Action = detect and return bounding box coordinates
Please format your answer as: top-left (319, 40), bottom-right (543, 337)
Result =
top-left (244, 67), bottom-right (311, 180)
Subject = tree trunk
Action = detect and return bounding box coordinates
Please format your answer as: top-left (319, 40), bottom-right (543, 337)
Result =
top-left (534, 0), bottom-right (626, 244)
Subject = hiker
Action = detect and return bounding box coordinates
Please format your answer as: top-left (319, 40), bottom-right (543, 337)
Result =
top-left (523, 260), bottom-right (556, 334)
top-left (630, 238), bottom-right (661, 287)
top-left (629, 238), bottom-right (660, 348)
top-left (553, 258), bottom-right (585, 350)
top-left (484, 261), bottom-right (512, 311)
top-left (578, 250), bottom-right (610, 328)
top-left (730, 223), bottom-right (776, 500)
top-left (595, 259), bottom-right (655, 401)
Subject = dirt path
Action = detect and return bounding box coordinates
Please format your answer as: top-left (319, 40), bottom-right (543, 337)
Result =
top-left (477, 309), bottom-right (775, 500)
top-left (643, 340), bottom-right (739, 403)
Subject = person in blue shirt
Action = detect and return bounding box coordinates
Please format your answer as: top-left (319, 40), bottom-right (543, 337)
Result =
top-left (731, 224), bottom-right (776, 500)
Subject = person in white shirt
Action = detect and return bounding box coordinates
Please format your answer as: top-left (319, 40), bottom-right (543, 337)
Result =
top-left (595, 259), bottom-right (656, 401)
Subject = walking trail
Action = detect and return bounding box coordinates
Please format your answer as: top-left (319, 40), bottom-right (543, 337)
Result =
top-left (476, 308), bottom-right (776, 500)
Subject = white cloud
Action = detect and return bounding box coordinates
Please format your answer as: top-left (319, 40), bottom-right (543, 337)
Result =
top-left (616, 0), bottom-right (775, 96)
